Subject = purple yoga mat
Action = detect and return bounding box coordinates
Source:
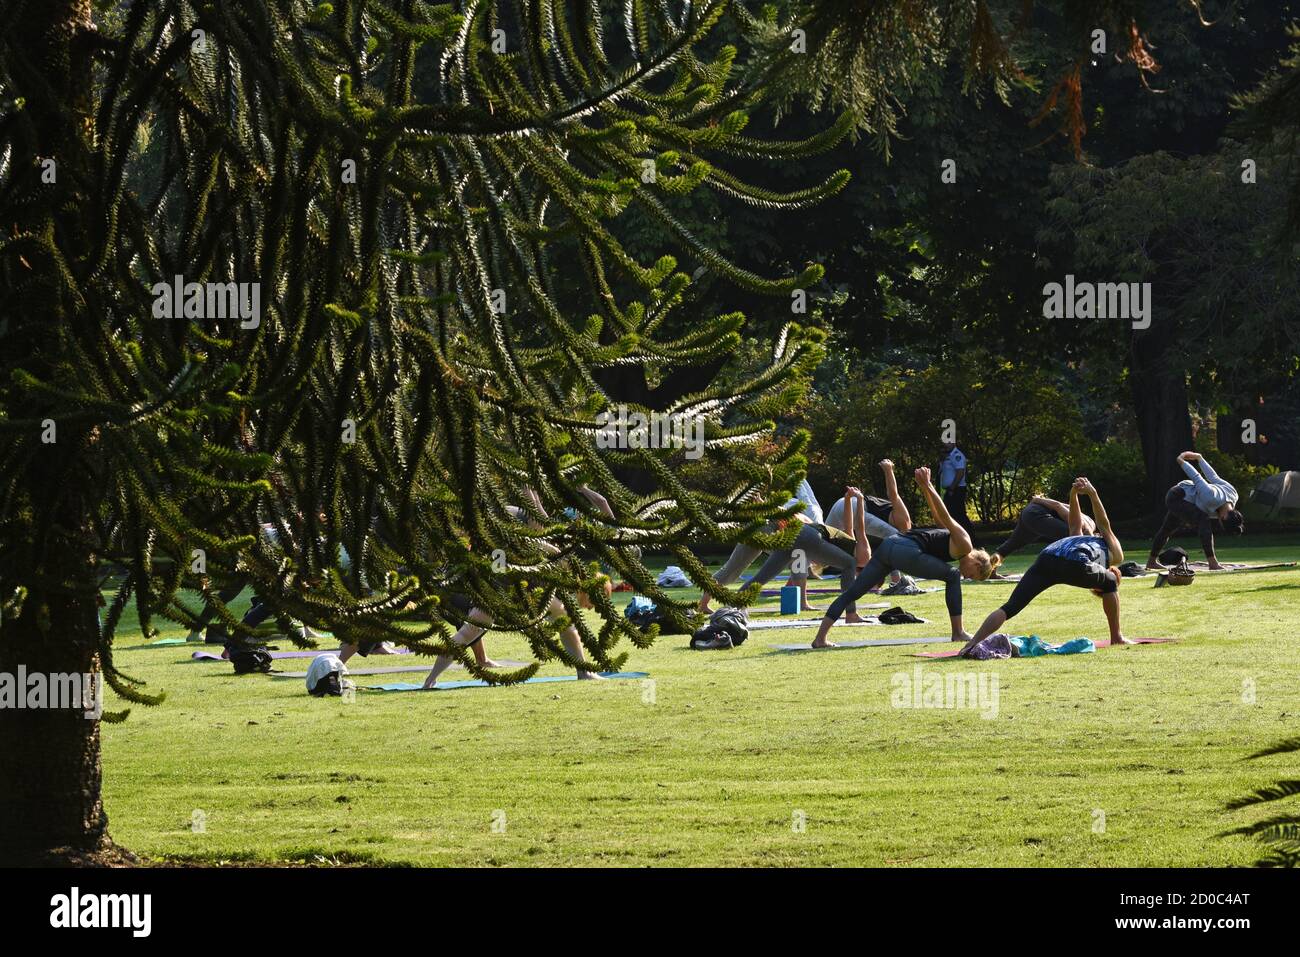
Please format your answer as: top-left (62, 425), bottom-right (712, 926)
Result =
top-left (191, 647), bottom-right (413, 662)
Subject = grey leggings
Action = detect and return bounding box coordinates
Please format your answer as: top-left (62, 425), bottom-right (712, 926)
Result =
top-left (742, 525), bottom-right (858, 614)
top-left (826, 534), bottom-right (962, 621)
top-left (713, 542), bottom-right (764, 586)
top-left (743, 522), bottom-right (863, 613)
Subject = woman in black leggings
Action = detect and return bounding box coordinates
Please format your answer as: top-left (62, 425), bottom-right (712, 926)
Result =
top-left (810, 467), bottom-right (996, 649)
top-left (957, 478), bottom-right (1132, 657)
top-left (993, 494), bottom-right (1095, 561)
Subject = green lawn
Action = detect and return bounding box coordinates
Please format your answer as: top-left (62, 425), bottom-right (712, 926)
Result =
top-left (100, 533), bottom-right (1300, 866)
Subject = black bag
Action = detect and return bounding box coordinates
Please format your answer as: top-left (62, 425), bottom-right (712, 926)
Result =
top-left (309, 672), bottom-right (347, 697)
top-left (689, 625), bottom-right (735, 650)
top-left (1159, 546), bottom-right (1188, 566)
top-left (689, 607), bottom-right (749, 650)
top-left (878, 606), bottom-right (925, 625)
top-left (1118, 561), bottom-right (1143, 577)
top-left (627, 602), bottom-right (695, 636)
top-left (230, 648), bottom-right (273, 674)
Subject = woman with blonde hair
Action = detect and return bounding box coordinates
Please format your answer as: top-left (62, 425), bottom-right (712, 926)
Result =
top-left (809, 467), bottom-right (994, 648)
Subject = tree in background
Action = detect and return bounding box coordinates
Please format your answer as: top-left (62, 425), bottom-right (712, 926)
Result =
top-left (0, 0), bottom-right (1041, 864)
top-left (805, 350), bottom-right (1085, 523)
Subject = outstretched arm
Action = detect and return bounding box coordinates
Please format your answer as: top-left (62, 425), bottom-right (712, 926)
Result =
top-left (1068, 484), bottom-right (1084, 537)
top-left (1041, 492), bottom-right (1096, 535)
top-left (578, 484), bottom-right (615, 520)
top-left (847, 487), bottom-right (872, 569)
top-left (915, 467), bottom-right (973, 556)
top-left (1077, 477), bottom-right (1123, 565)
top-left (880, 460), bottom-right (912, 531)
top-left (1033, 495), bottom-right (1069, 518)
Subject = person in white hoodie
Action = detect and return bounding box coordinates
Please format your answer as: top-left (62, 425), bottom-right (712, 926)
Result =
top-left (1146, 451), bottom-right (1245, 570)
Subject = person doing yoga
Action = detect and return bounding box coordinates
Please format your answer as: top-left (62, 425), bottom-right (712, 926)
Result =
top-left (422, 488), bottom-right (603, 689)
top-left (956, 477), bottom-right (1131, 657)
top-left (992, 494), bottom-right (1095, 562)
top-left (824, 459), bottom-right (913, 539)
top-left (823, 459), bottom-right (913, 591)
top-left (810, 467), bottom-right (995, 649)
top-left (728, 486), bottom-right (875, 620)
top-left (1146, 451), bottom-right (1244, 571)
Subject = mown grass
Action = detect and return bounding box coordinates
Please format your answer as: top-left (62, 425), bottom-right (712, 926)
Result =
top-left (100, 533), bottom-right (1300, 866)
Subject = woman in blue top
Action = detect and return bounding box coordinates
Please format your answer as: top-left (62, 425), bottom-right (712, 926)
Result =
top-left (956, 477), bottom-right (1132, 657)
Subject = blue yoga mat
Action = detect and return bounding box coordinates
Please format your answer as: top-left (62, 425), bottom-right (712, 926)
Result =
top-left (366, 671), bottom-right (650, 692)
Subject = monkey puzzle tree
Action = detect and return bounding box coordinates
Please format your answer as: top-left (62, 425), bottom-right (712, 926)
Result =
top-left (0, 0), bottom-right (1032, 863)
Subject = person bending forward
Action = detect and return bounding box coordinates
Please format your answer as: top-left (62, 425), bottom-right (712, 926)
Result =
top-left (957, 477), bottom-right (1131, 657)
top-left (810, 467), bottom-right (995, 649)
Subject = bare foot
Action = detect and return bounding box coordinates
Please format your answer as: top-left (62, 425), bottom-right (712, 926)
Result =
top-left (952, 631), bottom-right (974, 643)
top-left (1207, 562), bottom-right (1226, 571)
top-left (801, 603), bottom-right (820, 613)
top-left (845, 613), bottom-right (868, 624)
top-left (1111, 635), bottom-right (1136, 646)
top-left (810, 638), bottom-right (838, 649)
top-left (577, 670), bottom-right (605, 680)
top-left (1145, 560), bottom-right (1165, 570)
top-left (480, 658), bottom-right (502, 669)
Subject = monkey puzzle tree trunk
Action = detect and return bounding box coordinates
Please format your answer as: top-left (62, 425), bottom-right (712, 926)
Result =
top-left (1129, 322), bottom-right (1195, 516)
top-left (0, 517), bottom-right (113, 865)
top-left (0, 0), bottom-right (123, 865)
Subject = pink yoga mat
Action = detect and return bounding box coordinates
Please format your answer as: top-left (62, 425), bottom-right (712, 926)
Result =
top-left (912, 637), bottom-right (1178, 659)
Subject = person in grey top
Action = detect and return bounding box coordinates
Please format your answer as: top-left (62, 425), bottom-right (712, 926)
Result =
top-left (1146, 451), bottom-right (1245, 570)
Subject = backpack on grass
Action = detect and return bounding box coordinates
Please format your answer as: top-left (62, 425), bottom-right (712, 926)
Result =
top-left (229, 648), bottom-right (273, 674)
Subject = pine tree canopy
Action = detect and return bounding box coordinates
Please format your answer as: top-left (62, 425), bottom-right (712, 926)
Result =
top-left (1, 0), bottom-right (1085, 700)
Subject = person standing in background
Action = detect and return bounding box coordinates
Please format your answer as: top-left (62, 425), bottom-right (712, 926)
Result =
top-left (939, 440), bottom-right (973, 535)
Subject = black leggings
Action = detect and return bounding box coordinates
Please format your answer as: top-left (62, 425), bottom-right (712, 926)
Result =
top-left (994, 503), bottom-right (1068, 558)
top-left (826, 534), bottom-right (963, 620)
top-left (1000, 553), bottom-right (1116, 620)
top-left (1149, 486), bottom-right (1217, 560)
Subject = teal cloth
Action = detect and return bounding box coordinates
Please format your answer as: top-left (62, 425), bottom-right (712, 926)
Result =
top-left (1011, 635), bottom-right (1095, 657)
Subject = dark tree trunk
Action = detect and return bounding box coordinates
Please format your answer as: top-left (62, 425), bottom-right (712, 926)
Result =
top-left (0, 549), bottom-right (118, 865)
top-left (0, 0), bottom-right (129, 866)
top-left (1129, 324), bottom-right (1195, 516)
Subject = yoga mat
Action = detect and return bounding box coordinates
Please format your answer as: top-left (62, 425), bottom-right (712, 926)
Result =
top-left (150, 638), bottom-right (190, 646)
top-left (748, 617), bottom-right (873, 631)
top-left (770, 636), bottom-right (951, 652)
top-left (759, 587), bottom-right (844, 596)
top-left (912, 637), bottom-right (1179, 659)
top-left (746, 614), bottom-right (927, 631)
top-left (366, 671), bottom-right (650, 692)
top-left (190, 647), bottom-right (413, 662)
top-left (274, 661), bottom-right (528, 678)
top-left (1156, 561), bottom-right (1296, 576)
